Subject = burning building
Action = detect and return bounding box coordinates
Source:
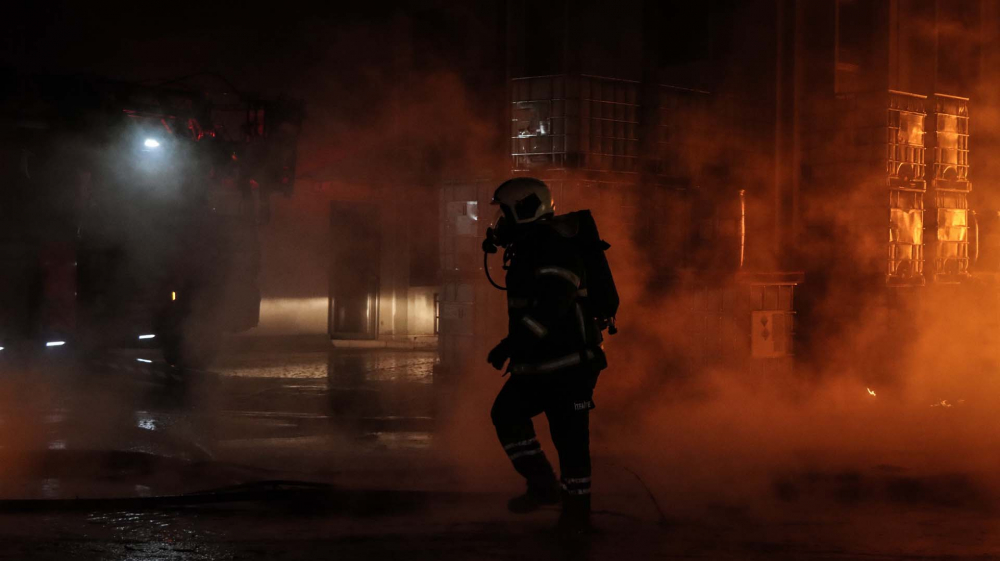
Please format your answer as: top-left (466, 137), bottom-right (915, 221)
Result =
top-left (437, 0), bottom-right (1000, 382)
top-left (791, 0), bottom-right (1000, 379)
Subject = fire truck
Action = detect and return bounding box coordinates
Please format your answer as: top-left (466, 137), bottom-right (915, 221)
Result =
top-left (0, 71), bottom-right (302, 366)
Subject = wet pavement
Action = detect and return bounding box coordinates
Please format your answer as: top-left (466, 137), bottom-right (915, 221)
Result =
top-left (0, 347), bottom-right (444, 495)
top-left (0, 345), bottom-right (997, 559)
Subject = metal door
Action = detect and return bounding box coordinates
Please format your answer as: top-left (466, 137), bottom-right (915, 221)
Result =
top-left (329, 201), bottom-right (380, 339)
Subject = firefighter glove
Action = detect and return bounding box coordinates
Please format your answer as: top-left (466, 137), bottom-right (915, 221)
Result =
top-left (487, 339), bottom-right (511, 371)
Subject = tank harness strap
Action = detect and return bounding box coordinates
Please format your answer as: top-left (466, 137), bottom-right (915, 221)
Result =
top-left (536, 267), bottom-right (581, 288)
top-left (509, 349), bottom-right (596, 375)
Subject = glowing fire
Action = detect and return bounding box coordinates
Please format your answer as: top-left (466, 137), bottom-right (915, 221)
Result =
top-left (867, 388), bottom-right (876, 397)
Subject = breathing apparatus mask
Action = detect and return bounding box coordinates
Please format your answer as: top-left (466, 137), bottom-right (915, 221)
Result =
top-left (483, 177), bottom-right (555, 291)
top-left (482, 209), bottom-right (514, 290)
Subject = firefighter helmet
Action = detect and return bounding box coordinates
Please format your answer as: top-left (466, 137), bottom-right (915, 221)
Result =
top-left (491, 177), bottom-right (555, 224)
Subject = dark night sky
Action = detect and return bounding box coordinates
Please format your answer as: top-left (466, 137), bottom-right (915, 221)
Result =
top-left (3, 2), bottom-right (390, 93)
top-left (0, 1), bottom-right (504, 93)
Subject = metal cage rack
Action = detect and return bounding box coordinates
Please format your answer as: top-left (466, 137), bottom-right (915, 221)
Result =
top-left (926, 94), bottom-right (972, 282)
top-left (511, 75), bottom-right (640, 173)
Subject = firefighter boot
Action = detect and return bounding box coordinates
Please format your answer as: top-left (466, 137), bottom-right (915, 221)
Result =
top-left (507, 476), bottom-right (561, 514)
top-left (556, 492), bottom-right (592, 534)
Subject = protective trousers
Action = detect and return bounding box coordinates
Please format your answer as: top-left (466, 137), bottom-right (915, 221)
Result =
top-left (490, 369), bottom-right (597, 509)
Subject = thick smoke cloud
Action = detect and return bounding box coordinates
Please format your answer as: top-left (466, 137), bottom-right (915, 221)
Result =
top-left (2, 2), bottom-right (999, 520)
top-left (434, 86), bottom-right (1000, 528)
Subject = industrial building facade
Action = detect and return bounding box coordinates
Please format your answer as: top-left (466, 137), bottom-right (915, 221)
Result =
top-left (437, 0), bottom-right (1000, 379)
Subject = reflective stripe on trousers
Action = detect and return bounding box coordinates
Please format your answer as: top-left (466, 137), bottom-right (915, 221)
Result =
top-left (503, 436), bottom-right (542, 460)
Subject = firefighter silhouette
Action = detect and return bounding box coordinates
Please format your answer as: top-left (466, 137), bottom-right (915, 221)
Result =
top-left (483, 177), bottom-right (618, 532)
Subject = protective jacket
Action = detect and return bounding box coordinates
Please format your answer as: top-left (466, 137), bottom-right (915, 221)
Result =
top-left (501, 217), bottom-right (606, 375)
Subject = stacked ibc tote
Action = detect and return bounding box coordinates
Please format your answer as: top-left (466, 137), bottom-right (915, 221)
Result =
top-left (510, 74), bottom-right (641, 174)
top-left (801, 90), bottom-right (929, 286)
top-left (797, 89), bottom-right (993, 378)
top-left (800, 92), bottom-right (978, 287)
top-left (925, 94), bottom-right (972, 284)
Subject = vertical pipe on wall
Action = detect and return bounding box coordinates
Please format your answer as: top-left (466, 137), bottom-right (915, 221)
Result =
top-left (739, 189), bottom-right (747, 270)
top-left (776, 0), bottom-right (785, 261)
